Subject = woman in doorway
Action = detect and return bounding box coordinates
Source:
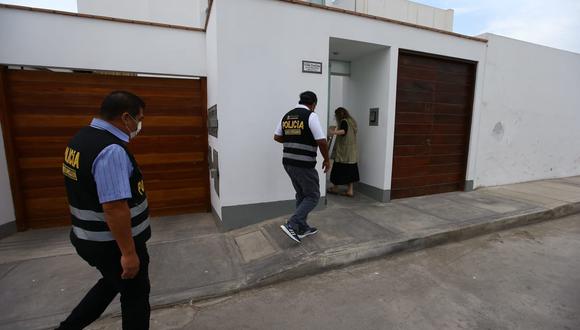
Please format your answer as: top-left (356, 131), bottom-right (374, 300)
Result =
top-left (328, 107), bottom-right (359, 197)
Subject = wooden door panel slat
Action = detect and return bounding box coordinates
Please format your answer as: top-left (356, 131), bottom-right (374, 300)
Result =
top-left (5, 69), bottom-right (209, 229)
top-left (392, 51), bottom-right (475, 199)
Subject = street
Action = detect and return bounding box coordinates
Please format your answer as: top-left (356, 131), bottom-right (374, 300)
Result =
top-left (89, 213), bottom-right (580, 330)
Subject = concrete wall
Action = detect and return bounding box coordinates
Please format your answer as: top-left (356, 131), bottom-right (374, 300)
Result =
top-left (473, 34), bottom-right (580, 188)
top-left (343, 48), bottom-right (390, 190)
top-left (213, 0), bottom-right (486, 226)
top-left (77, 0), bottom-right (208, 28)
top-left (0, 6), bottom-right (207, 76)
top-left (313, 0), bottom-right (454, 31)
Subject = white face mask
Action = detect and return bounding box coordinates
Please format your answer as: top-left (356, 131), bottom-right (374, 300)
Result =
top-left (131, 120), bottom-right (142, 139)
top-left (127, 114), bottom-right (142, 140)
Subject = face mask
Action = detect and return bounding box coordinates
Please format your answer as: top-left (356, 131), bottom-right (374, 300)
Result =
top-left (126, 114), bottom-right (142, 139)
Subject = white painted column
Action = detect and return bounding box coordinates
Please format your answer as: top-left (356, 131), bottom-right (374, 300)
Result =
top-left (465, 49), bottom-right (488, 189)
top-left (382, 46), bottom-right (399, 192)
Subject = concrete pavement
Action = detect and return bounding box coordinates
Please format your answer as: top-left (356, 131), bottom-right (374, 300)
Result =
top-left (89, 212), bottom-right (580, 330)
top-left (1, 176), bottom-right (580, 329)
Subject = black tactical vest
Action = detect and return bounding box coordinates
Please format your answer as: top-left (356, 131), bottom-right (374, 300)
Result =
top-left (281, 107), bottom-right (318, 168)
top-left (63, 126), bottom-right (150, 246)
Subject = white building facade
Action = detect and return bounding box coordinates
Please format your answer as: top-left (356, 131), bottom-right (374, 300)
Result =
top-left (0, 0), bottom-right (579, 234)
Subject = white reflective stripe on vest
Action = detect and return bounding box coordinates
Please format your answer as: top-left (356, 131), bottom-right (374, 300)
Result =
top-left (70, 199), bottom-right (149, 222)
top-left (283, 142), bottom-right (317, 153)
top-left (283, 153), bottom-right (317, 162)
top-left (72, 217), bottom-right (151, 242)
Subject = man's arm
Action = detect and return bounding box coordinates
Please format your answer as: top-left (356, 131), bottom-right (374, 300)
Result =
top-left (309, 113), bottom-right (330, 173)
top-left (274, 120), bottom-right (284, 143)
top-left (316, 139), bottom-right (330, 173)
top-left (103, 201), bottom-right (139, 279)
top-left (92, 144), bottom-right (139, 279)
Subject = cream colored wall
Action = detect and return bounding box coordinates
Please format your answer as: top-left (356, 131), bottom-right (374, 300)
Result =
top-left (307, 0), bottom-right (454, 31)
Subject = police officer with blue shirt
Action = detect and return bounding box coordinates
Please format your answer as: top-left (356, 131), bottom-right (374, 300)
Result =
top-left (57, 91), bottom-right (151, 330)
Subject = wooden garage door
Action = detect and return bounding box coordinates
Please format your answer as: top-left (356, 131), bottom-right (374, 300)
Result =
top-left (0, 68), bottom-right (209, 230)
top-left (391, 51), bottom-right (476, 199)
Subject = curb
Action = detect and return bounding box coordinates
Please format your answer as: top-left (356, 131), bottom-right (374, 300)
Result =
top-left (155, 200), bottom-right (580, 307)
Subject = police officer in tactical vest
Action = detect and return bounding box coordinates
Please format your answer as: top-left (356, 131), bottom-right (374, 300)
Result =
top-left (57, 91), bottom-right (151, 329)
top-left (274, 91), bottom-right (330, 242)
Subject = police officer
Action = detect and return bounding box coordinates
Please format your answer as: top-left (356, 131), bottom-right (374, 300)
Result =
top-left (274, 91), bottom-right (330, 243)
top-left (57, 91), bottom-right (151, 329)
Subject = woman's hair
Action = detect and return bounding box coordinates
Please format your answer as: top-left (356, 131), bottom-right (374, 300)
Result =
top-left (335, 107), bottom-right (354, 123)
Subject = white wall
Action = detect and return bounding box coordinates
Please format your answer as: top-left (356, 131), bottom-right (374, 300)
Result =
top-left (343, 48), bottom-right (390, 190)
top-left (214, 0), bottom-right (486, 209)
top-left (473, 34), bottom-right (580, 187)
top-left (0, 122), bottom-right (15, 227)
top-left (77, 0), bottom-right (207, 28)
top-left (329, 75), bottom-right (345, 118)
top-left (0, 7), bottom-right (207, 76)
top-left (205, 2), bottom-right (222, 219)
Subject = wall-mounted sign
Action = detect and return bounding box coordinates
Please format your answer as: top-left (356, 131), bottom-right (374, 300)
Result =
top-left (302, 60), bottom-right (323, 74)
top-left (208, 104), bottom-right (218, 138)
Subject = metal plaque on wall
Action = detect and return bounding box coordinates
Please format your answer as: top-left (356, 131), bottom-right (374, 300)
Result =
top-left (208, 104), bottom-right (218, 138)
top-left (208, 146), bottom-right (220, 197)
top-left (212, 149), bottom-right (219, 197)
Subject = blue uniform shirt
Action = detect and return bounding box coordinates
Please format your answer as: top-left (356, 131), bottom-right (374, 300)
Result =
top-left (90, 118), bottom-right (134, 204)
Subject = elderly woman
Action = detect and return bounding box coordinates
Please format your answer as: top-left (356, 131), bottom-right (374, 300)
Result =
top-left (328, 107), bottom-right (359, 197)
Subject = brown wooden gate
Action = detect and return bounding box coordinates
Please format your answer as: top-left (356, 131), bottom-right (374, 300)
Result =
top-left (392, 51), bottom-right (476, 199)
top-left (0, 68), bottom-right (209, 230)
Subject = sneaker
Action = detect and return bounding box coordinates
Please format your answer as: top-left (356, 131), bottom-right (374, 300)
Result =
top-left (298, 227), bottom-right (318, 239)
top-left (280, 224), bottom-right (301, 243)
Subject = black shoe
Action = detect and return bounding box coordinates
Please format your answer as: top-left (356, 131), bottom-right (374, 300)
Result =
top-left (298, 227), bottom-right (318, 239)
top-left (280, 224), bottom-right (301, 243)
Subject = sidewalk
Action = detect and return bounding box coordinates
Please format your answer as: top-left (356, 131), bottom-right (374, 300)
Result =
top-left (1, 177), bottom-right (580, 330)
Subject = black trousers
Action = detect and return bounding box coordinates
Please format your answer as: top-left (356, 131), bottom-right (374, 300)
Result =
top-left (57, 238), bottom-right (150, 330)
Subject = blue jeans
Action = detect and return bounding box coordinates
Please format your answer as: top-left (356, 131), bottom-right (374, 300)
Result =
top-left (284, 164), bottom-right (320, 233)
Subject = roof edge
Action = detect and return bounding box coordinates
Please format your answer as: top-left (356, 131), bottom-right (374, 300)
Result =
top-left (0, 3), bottom-right (205, 32)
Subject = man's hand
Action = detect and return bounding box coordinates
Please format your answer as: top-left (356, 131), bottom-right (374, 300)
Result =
top-left (121, 253), bottom-right (140, 279)
top-left (322, 159), bottom-right (331, 173)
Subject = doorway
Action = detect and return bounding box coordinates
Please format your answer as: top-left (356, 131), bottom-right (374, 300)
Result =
top-left (327, 37), bottom-right (390, 201)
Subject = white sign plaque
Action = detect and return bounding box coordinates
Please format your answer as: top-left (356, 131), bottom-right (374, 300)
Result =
top-left (302, 60), bottom-right (323, 74)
